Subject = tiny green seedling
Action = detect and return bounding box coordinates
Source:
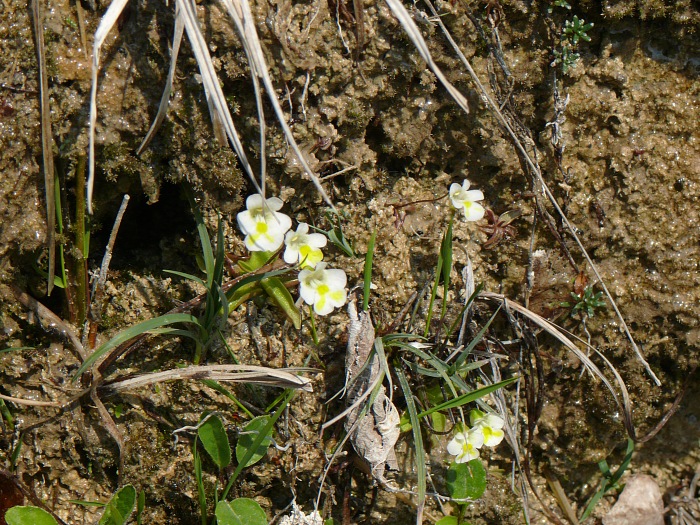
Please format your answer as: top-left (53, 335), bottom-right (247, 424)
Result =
top-left (562, 284), bottom-right (606, 319)
top-left (563, 15), bottom-right (594, 46)
top-left (579, 438), bottom-right (635, 521)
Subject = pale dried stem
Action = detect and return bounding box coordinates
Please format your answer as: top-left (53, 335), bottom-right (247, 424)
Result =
top-left (31, 0), bottom-right (56, 295)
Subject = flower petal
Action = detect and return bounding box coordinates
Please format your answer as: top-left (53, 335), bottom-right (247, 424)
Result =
top-left (246, 194), bottom-right (264, 210)
top-left (265, 197), bottom-right (284, 212)
top-left (446, 436), bottom-right (464, 456)
top-left (464, 189), bottom-right (484, 202)
top-left (307, 232), bottom-right (328, 248)
top-left (324, 269), bottom-right (347, 289)
top-left (463, 202), bottom-right (485, 222)
top-left (283, 246), bottom-right (299, 264)
top-left (483, 427), bottom-right (504, 447)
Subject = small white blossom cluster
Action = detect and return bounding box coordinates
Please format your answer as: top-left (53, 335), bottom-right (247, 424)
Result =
top-left (236, 194), bottom-right (347, 316)
top-left (449, 179), bottom-right (485, 221)
top-left (446, 409), bottom-right (505, 463)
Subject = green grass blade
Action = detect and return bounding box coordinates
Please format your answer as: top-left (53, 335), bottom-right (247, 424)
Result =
top-left (194, 440), bottom-right (207, 525)
top-left (200, 379), bottom-right (254, 418)
top-left (395, 364), bottom-right (426, 512)
top-left (579, 438), bottom-right (634, 521)
top-left (423, 255), bottom-right (444, 339)
top-left (416, 377), bottom-right (518, 418)
top-left (185, 186), bottom-right (215, 287)
top-left (362, 229), bottom-right (376, 312)
top-left (164, 269), bottom-right (206, 287)
top-left (213, 215), bottom-right (226, 287)
top-left (444, 282), bottom-right (484, 343)
top-left (453, 306), bottom-right (500, 370)
top-left (73, 313), bottom-right (199, 379)
top-left (440, 219), bottom-right (453, 321)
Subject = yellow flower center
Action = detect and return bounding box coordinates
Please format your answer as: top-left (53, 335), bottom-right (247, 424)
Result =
top-left (317, 284), bottom-right (330, 295)
top-left (256, 222), bottom-right (268, 234)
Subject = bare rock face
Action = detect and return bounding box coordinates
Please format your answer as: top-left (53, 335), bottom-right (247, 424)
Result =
top-left (603, 474), bottom-right (664, 525)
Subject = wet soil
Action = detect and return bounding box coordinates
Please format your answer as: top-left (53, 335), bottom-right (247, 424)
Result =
top-left (1, 0), bottom-right (699, 523)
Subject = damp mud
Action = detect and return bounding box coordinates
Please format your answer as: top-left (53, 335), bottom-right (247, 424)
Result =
top-left (1, 0), bottom-right (698, 523)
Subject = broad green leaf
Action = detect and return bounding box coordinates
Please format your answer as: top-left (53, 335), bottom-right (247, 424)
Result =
top-left (235, 416), bottom-right (273, 468)
top-left (5, 506), bottom-right (58, 525)
top-left (215, 499), bottom-right (266, 525)
top-left (447, 459), bottom-right (486, 501)
top-left (435, 517), bottom-right (459, 525)
top-left (98, 485), bottom-right (136, 525)
top-left (222, 390), bottom-right (295, 501)
top-left (430, 411), bottom-right (447, 433)
top-left (198, 414), bottom-right (231, 469)
top-left (238, 251), bottom-right (275, 273)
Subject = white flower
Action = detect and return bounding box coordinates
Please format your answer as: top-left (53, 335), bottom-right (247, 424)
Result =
top-left (446, 426), bottom-right (484, 463)
top-left (283, 223), bottom-right (327, 268)
top-left (449, 180), bottom-right (485, 221)
top-left (469, 409), bottom-right (505, 447)
top-left (236, 194), bottom-right (292, 252)
top-left (298, 262), bottom-right (347, 316)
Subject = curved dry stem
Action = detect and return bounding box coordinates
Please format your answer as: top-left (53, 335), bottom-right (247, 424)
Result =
top-left (479, 291), bottom-right (636, 439)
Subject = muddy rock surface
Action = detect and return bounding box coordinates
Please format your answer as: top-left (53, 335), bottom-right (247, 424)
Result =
top-left (1, 0), bottom-right (698, 523)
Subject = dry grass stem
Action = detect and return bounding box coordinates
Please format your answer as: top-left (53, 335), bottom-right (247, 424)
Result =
top-left (102, 365), bottom-right (314, 393)
top-left (31, 0), bottom-right (56, 295)
top-left (479, 291), bottom-right (635, 438)
top-left (136, 7), bottom-right (184, 155)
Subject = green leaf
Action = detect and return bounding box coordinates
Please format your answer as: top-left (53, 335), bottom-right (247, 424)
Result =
top-left (238, 251), bottom-right (275, 273)
top-left (435, 517), bottom-right (459, 525)
top-left (198, 414), bottom-right (231, 469)
top-left (5, 506), bottom-right (59, 525)
top-left (416, 377), bottom-right (518, 419)
top-left (72, 313), bottom-right (200, 379)
top-left (579, 438), bottom-right (635, 521)
top-left (222, 390), bottom-right (295, 501)
top-left (235, 416), bottom-right (273, 468)
top-left (164, 269), bottom-right (206, 287)
top-left (260, 277), bottom-right (301, 330)
top-left (136, 490), bottom-right (145, 525)
top-left (99, 485), bottom-right (136, 525)
top-left (447, 460), bottom-right (487, 501)
top-left (215, 499), bottom-right (267, 525)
